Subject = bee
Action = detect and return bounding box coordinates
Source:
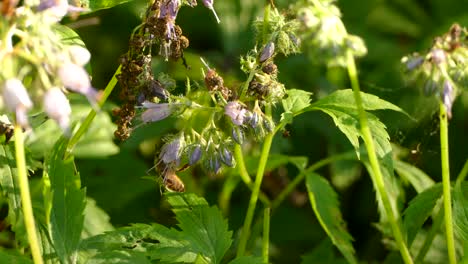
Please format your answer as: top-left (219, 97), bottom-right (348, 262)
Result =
top-left (162, 169), bottom-right (185, 192)
top-left (0, 121), bottom-right (14, 144)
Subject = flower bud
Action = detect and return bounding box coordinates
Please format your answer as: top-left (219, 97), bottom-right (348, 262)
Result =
top-left (208, 155), bottom-right (221, 174)
top-left (402, 55), bottom-right (424, 71)
top-left (141, 102), bottom-right (175, 123)
top-left (423, 79), bottom-right (438, 96)
top-left (68, 45), bottom-right (91, 66)
top-left (219, 147), bottom-right (234, 167)
top-left (58, 63), bottom-right (99, 105)
top-left (2, 79), bottom-right (33, 128)
top-left (442, 80), bottom-right (455, 119)
top-left (232, 127), bottom-right (244, 144)
top-left (225, 101), bottom-right (247, 126)
top-left (43, 88), bottom-right (71, 134)
top-left (249, 111), bottom-right (260, 128)
top-left (188, 145), bottom-right (202, 165)
top-left (263, 117), bottom-right (275, 133)
top-left (259, 42), bottom-right (275, 63)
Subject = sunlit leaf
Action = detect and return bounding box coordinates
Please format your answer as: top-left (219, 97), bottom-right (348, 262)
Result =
top-left (83, 0), bottom-right (132, 12)
top-left (402, 183), bottom-right (442, 245)
top-left (305, 172), bottom-right (357, 264)
top-left (82, 197), bottom-right (114, 239)
top-left (86, 250), bottom-right (151, 264)
top-left (282, 89), bottom-right (313, 114)
top-left (44, 138), bottom-right (87, 263)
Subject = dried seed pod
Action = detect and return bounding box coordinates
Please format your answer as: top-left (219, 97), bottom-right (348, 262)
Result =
top-left (262, 62), bottom-right (278, 75)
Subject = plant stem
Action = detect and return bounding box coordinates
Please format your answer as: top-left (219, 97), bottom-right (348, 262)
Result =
top-left (346, 51), bottom-right (413, 264)
top-left (262, 207), bottom-right (270, 264)
top-left (439, 101), bottom-right (456, 264)
top-left (65, 65), bottom-right (121, 157)
top-left (237, 118), bottom-right (274, 257)
top-left (234, 145), bottom-right (271, 206)
top-left (14, 126), bottom-right (43, 264)
top-left (271, 151), bottom-right (356, 210)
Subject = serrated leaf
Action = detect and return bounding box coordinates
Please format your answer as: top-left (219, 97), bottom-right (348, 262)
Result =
top-left (45, 138), bottom-right (87, 263)
top-left (228, 256), bottom-right (263, 264)
top-left (309, 89), bottom-right (406, 113)
top-left (81, 198), bottom-right (114, 239)
top-left (282, 89), bottom-right (313, 114)
top-left (0, 143), bottom-right (28, 247)
top-left (402, 183), bottom-right (443, 246)
top-left (305, 172), bottom-right (357, 264)
top-left (0, 249), bottom-right (33, 264)
top-left (394, 160), bottom-right (435, 193)
top-left (453, 182), bottom-right (468, 241)
top-left (167, 193), bottom-right (233, 264)
top-left (86, 250), bottom-right (150, 264)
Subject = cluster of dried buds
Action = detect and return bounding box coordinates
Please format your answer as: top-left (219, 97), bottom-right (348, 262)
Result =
top-left (0, 0), bottom-right (97, 134)
top-left (115, 0), bottom-right (220, 141)
top-left (402, 24), bottom-right (467, 118)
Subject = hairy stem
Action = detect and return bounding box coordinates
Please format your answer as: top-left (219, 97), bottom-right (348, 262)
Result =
top-left (14, 126), bottom-right (43, 264)
top-left (237, 125), bottom-right (273, 257)
top-left (346, 51), bottom-right (413, 264)
top-left (439, 102), bottom-right (456, 264)
top-left (65, 65), bottom-right (121, 157)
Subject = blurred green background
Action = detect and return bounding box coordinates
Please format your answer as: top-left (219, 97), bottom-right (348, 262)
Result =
top-left (65, 0), bottom-right (468, 262)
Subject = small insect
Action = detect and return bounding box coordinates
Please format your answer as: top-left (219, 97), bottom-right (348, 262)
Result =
top-left (0, 121), bottom-right (14, 144)
top-left (282, 129), bottom-right (291, 138)
top-left (163, 169), bottom-right (185, 192)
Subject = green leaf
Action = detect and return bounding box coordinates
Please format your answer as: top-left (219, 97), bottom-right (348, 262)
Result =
top-left (82, 198), bottom-right (114, 239)
top-left (228, 256), bottom-right (263, 264)
top-left (309, 89), bottom-right (407, 113)
top-left (402, 183), bottom-right (443, 245)
top-left (81, 193), bottom-right (232, 264)
top-left (301, 239), bottom-right (348, 264)
top-left (453, 182), bottom-right (468, 241)
top-left (305, 172), bottom-right (357, 264)
top-left (0, 249), bottom-right (33, 264)
top-left (44, 138), bottom-right (87, 264)
top-left (394, 160), bottom-right (435, 193)
top-left (167, 193), bottom-right (233, 264)
top-left (282, 89), bottom-right (313, 114)
top-left (82, 0), bottom-right (132, 11)
top-left (53, 24), bottom-right (85, 47)
top-left (86, 250), bottom-right (151, 264)
top-left (0, 143), bottom-right (28, 247)
top-left (27, 96), bottom-right (118, 159)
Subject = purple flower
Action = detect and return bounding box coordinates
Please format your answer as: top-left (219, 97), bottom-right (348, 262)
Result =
top-left (189, 145), bottom-right (202, 165)
top-left (259, 42), bottom-right (275, 63)
top-left (404, 56), bottom-right (424, 71)
top-left (159, 0), bottom-right (180, 20)
top-left (2, 79), bottom-right (33, 128)
top-left (160, 134), bottom-right (184, 165)
top-left (225, 101), bottom-right (247, 126)
top-left (208, 155), bottom-right (221, 174)
top-left (43, 88), bottom-right (71, 134)
top-left (141, 102), bottom-right (175, 123)
top-left (202, 0), bottom-right (220, 23)
top-left (442, 80), bottom-right (455, 119)
top-left (58, 63), bottom-right (99, 106)
top-left (231, 127), bottom-right (244, 144)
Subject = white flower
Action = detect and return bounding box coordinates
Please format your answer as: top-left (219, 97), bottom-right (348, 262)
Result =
top-left (58, 63), bottom-right (99, 105)
top-left (2, 79), bottom-right (33, 128)
top-left (43, 88), bottom-right (71, 133)
top-left (141, 102), bottom-right (175, 123)
top-left (68, 45), bottom-right (91, 66)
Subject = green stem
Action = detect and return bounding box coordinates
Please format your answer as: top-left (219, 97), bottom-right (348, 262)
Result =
top-left (65, 65), bottom-right (121, 157)
top-left (271, 151), bottom-right (356, 210)
top-left (346, 51), bottom-right (413, 264)
top-left (237, 122), bottom-right (274, 257)
top-left (455, 159), bottom-right (468, 187)
top-left (262, 207), bottom-right (270, 264)
top-left (439, 102), bottom-right (456, 264)
top-left (415, 202), bottom-right (444, 263)
top-left (234, 145), bottom-right (271, 206)
top-left (14, 126), bottom-right (44, 264)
